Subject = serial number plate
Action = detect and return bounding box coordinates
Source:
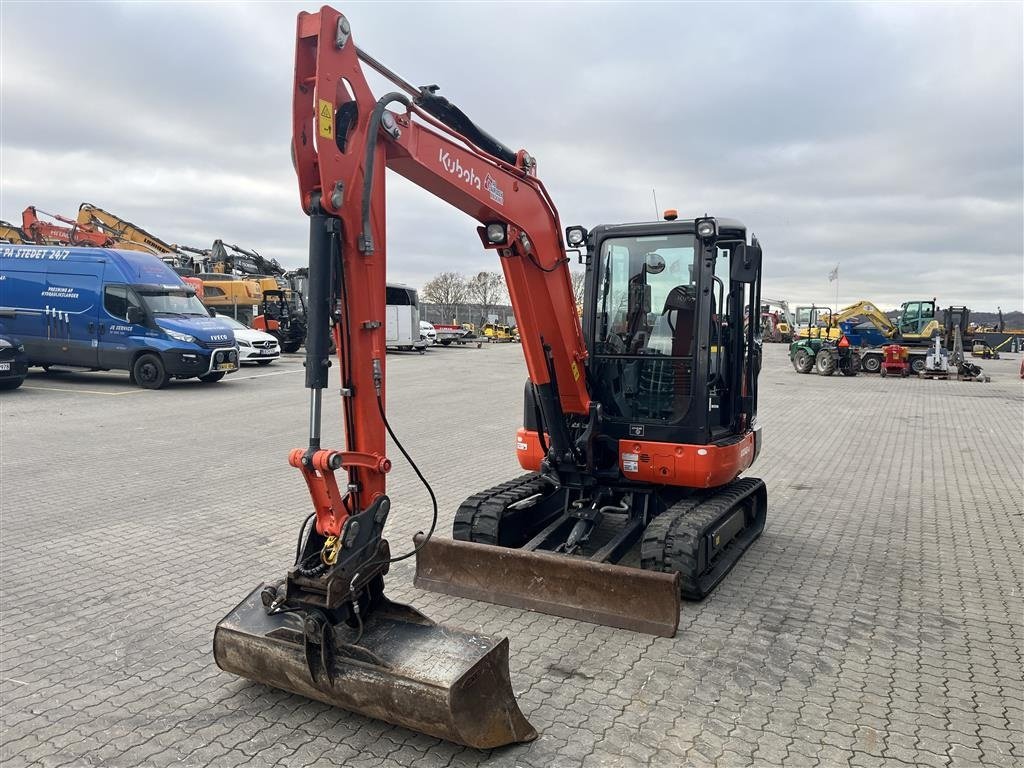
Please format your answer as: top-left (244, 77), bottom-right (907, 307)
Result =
top-left (0, 362), bottom-right (10, 371)
top-left (217, 362), bottom-right (237, 371)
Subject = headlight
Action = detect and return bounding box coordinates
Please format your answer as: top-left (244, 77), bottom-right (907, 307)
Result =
top-left (565, 226), bottom-right (588, 247)
top-left (238, 339), bottom-right (252, 347)
top-left (16, 344), bottom-right (25, 353)
top-left (163, 328), bottom-right (197, 343)
top-left (485, 223), bottom-right (507, 244)
top-left (695, 218), bottom-right (717, 239)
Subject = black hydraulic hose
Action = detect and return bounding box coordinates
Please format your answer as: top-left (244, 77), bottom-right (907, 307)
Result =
top-left (359, 93), bottom-right (412, 254)
top-left (294, 511), bottom-right (316, 565)
top-left (375, 394), bottom-right (438, 563)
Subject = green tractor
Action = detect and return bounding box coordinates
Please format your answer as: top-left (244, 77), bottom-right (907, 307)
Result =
top-left (790, 336), bottom-right (859, 376)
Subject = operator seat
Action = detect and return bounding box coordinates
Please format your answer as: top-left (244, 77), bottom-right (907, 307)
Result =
top-left (662, 285), bottom-right (696, 358)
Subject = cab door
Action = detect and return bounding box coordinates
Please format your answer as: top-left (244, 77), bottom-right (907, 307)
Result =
top-left (98, 284), bottom-right (145, 370)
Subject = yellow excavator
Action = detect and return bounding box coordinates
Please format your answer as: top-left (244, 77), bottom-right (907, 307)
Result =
top-left (0, 221), bottom-right (27, 244)
top-left (77, 203), bottom-right (267, 318)
top-left (798, 299), bottom-right (940, 342)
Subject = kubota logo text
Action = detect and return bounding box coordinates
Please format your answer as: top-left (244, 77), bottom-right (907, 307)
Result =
top-left (439, 150), bottom-right (505, 205)
top-left (440, 149), bottom-right (481, 191)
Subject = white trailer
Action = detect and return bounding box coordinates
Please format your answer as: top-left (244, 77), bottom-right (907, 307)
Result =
top-left (386, 283), bottom-right (426, 353)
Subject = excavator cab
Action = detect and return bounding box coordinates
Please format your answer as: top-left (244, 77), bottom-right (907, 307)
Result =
top-left (896, 300), bottom-right (937, 336)
top-left (420, 216), bottom-right (766, 635)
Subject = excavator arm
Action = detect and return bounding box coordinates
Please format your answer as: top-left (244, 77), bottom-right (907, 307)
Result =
top-left (0, 221), bottom-right (27, 244)
top-left (830, 300), bottom-right (895, 334)
top-left (76, 203), bottom-right (178, 254)
top-left (21, 206), bottom-right (115, 248)
top-left (292, 7), bottom-right (590, 493)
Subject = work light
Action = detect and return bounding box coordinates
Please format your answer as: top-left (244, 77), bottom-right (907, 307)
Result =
top-left (485, 223), bottom-right (507, 244)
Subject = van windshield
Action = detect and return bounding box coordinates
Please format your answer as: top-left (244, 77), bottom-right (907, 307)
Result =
top-left (137, 288), bottom-right (209, 316)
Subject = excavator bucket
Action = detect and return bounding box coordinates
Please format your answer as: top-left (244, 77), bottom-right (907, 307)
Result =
top-left (214, 585), bottom-right (537, 749)
top-left (413, 536), bottom-right (681, 638)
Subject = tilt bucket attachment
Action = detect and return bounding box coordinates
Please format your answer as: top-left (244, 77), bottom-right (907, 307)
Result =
top-left (214, 585), bottom-right (536, 749)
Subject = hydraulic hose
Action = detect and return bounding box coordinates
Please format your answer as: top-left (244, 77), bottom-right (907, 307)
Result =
top-left (359, 93), bottom-right (411, 254)
top-left (375, 394), bottom-right (438, 563)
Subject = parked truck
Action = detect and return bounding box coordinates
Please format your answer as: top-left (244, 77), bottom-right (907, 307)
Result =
top-left (0, 244), bottom-right (240, 388)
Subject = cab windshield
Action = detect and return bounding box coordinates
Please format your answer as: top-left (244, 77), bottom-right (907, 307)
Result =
top-left (596, 234), bottom-right (697, 356)
top-left (590, 233), bottom-right (700, 423)
top-left (137, 288), bottom-right (209, 316)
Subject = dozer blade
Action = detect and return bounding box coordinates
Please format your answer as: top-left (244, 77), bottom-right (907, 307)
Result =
top-left (213, 585), bottom-right (537, 749)
top-left (413, 535), bottom-right (681, 638)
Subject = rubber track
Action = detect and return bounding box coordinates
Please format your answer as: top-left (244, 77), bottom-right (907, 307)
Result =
top-left (640, 477), bottom-right (766, 600)
top-left (452, 474), bottom-right (552, 545)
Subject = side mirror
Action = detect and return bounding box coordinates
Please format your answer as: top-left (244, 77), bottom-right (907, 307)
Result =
top-left (207, 306), bottom-right (217, 317)
top-left (731, 241), bottom-right (762, 283)
top-left (126, 306), bottom-right (146, 325)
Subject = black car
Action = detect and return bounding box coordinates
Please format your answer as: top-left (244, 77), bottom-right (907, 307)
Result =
top-left (0, 334), bottom-right (29, 390)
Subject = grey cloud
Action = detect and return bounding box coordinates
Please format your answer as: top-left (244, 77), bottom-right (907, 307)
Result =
top-left (1, 1), bottom-right (1020, 311)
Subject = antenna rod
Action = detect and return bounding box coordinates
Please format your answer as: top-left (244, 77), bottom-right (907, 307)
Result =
top-left (651, 188), bottom-right (659, 219)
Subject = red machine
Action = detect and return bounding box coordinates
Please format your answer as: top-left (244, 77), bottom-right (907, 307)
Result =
top-left (214, 6), bottom-right (765, 748)
top-left (21, 206), bottom-right (116, 248)
top-left (879, 343), bottom-right (910, 377)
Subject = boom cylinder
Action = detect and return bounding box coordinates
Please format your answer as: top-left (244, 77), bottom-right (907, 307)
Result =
top-left (305, 209), bottom-right (335, 449)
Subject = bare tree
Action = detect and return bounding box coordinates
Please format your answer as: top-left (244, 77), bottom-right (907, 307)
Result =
top-left (465, 271), bottom-right (506, 325)
top-left (570, 270), bottom-right (586, 308)
top-left (421, 271), bottom-right (468, 324)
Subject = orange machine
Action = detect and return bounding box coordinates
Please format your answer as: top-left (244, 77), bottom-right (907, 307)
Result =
top-left (880, 344), bottom-right (911, 378)
top-left (214, 5), bottom-right (767, 749)
top-left (21, 206), bottom-right (115, 248)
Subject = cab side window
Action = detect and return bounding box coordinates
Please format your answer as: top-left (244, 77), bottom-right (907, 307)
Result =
top-left (104, 286), bottom-right (143, 322)
top-left (104, 285), bottom-right (128, 319)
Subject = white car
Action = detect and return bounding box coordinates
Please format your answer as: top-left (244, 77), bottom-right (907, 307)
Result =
top-left (220, 316), bottom-right (281, 365)
top-left (420, 320), bottom-right (437, 346)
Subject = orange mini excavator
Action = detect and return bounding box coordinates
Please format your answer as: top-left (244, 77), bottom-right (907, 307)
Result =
top-left (215, 5), bottom-right (766, 749)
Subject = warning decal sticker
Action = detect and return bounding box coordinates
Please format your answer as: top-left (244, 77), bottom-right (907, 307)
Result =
top-left (318, 99), bottom-right (334, 140)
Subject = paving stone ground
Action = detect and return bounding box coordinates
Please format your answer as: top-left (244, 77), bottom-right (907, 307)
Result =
top-left (1, 343), bottom-right (1021, 768)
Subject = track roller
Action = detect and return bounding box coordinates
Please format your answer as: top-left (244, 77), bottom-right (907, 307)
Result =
top-left (641, 477), bottom-right (767, 599)
top-left (453, 474), bottom-right (565, 547)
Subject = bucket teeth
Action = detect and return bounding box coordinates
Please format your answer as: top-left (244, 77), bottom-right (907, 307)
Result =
top-left (214, 585), bottom-right (536, 749)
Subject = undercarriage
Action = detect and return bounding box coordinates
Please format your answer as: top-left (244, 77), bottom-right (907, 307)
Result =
top-left (413, 474), bottom-right (767, 637)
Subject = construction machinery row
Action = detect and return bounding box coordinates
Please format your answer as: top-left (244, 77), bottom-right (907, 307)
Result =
top-left (790, 302), bottom-right (997, 381)
top-left (2, 203), bottom-right (308, 352)
top-left (212, 5), bottom-right (767, 750)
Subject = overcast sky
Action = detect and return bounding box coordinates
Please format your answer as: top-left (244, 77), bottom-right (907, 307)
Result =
top-left (2, 2), bottom-right (1021, 311)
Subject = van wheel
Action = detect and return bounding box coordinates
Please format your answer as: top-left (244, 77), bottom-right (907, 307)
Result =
top-left (199, 372), bottom-right (225, 383)
top-left (133, 354), bottom-right (169, 390)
